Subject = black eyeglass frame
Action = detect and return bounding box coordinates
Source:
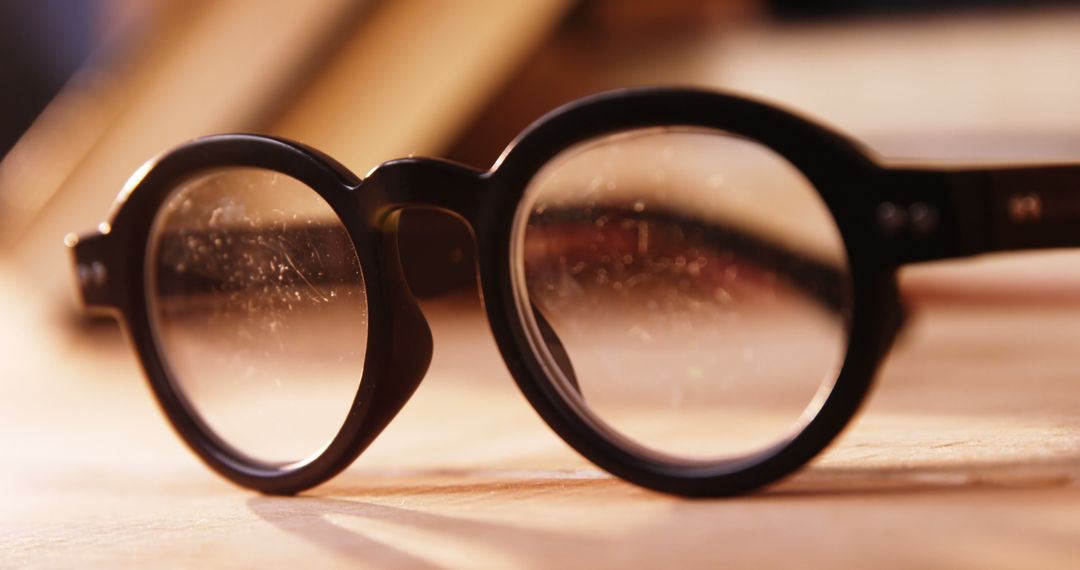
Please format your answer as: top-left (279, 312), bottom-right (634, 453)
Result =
top-left (70, 87), bottom-right (1080, 497)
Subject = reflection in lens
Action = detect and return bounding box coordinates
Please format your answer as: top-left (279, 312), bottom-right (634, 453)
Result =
top-left (146, 168), bottom-right (367, 465)
top-left (514, 128), bottom-right (852, 462)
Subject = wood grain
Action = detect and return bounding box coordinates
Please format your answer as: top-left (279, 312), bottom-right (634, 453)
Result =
top-left (2, 261), bottom-right (1079, 569)
top-left (4, 5), bottom-right (1080, 568)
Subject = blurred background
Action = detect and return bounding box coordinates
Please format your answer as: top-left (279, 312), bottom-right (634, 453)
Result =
top-left (2, 0), bottom-right (1080, 326)
top-left (5, 4), bottom-right (1080, 565)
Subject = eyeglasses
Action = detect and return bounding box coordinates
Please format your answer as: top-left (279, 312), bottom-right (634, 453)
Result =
top-left (68, 87), bottom-right (1080, 497)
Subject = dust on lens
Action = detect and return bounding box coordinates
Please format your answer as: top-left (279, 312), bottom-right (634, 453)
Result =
top-left (515, 128), bottom-right (852, 462)
top-left (146, 168), bottom-right (367, 465)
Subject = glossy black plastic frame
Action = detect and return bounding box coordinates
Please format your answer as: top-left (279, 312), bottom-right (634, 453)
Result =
top-left (70, 87), bottom-right (1080, 497)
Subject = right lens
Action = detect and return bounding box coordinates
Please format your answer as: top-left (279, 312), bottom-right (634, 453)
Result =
top-left (146, 168), bottom-right (368, 465)
top-left (513, 127), bottom-right (853, 464)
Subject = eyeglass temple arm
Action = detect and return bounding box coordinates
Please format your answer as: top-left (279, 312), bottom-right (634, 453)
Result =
top-left (879, 164), bottom-right (1080, 264)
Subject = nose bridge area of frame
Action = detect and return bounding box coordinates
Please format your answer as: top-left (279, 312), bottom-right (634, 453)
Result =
top-left (352, 207), bottom-right (435, 438)
top-left (361, 157), bottom-right (583, 396)
top-left (350, 157), bottom-right (498, 439)
top-left (362, 157), bottom-right (488, 224)
top-left (360, 156), bottom-right (486, 301)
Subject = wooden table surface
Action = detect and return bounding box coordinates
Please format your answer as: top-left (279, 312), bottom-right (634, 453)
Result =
top-left (3, 5), bottom-right (1080, 568)
top-left (2, 258), bottom-right (1079, 569)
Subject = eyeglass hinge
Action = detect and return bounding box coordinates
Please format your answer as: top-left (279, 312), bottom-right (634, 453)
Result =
top-left (66, 228), bottom-right (116, 312)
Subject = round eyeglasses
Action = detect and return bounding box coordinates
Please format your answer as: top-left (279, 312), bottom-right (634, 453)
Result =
top-left (68, 88), bottom-right (1080, 496)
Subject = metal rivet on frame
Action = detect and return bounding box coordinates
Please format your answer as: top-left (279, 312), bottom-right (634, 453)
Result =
top-left (877, 202), bottom-right (907, 236)
top-left (1007, 192), bottom-right (1043, 223)
top-left (877, 201), bottom-right (939, 238)
top-left (908, 202), bottom-right (939, 236)
top-left (77, 261), bottom-right (107, 288)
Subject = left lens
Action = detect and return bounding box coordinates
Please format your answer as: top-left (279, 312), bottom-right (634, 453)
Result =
top-left (512, 127), bottom-right (852, 464)
top-left (146, 168), bottom-right (367, 465)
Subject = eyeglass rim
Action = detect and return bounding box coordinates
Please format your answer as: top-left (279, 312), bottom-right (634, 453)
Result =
top-left (71, 87), bottom-right (910, 496)
top-left (475, 88), bottom-right (900, 496)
